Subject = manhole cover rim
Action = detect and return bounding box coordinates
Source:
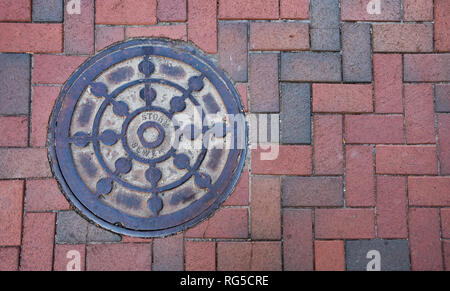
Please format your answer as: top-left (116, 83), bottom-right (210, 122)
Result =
top-left (47, 38), bottom-right (248, 238)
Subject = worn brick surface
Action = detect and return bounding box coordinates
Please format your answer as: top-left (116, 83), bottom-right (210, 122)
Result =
top-left (55, 211), bottom-right (88, 244)
top-left (31, 86), bottom-right (60, 147)
top-left (153, 233), bottom-right (184, 271)
top-left (26, 179), bottom-right (70, 211)
top-left (376, 145), bottom-right (438, 175)
top-left (0, 180), bottom-right (24, 246)
top-left (438, 114), bottom-right (450, 175)
top-left (95, 26), bottom-right (125, 52)
top-left (313, 115), bottom-right (343, 175)
top-left (252, 145), bottom-right (312, 175)
top-left (403, 0), bottom-right (433, 21)
top-left (377, 176), bottom-right (408, 238)
top-left (0, 53), bottom-right (30, 115)
top-left (315, 209), bottom-right (375, 239)
top-left (157, 0), bottom-right (186, 22)
top-left (218, 22), bottom-right (248, 82)
top-left (281, 52), bottom-right (341, 82)
top-left (405, 84), bottom-right (435, 144)
top-left (0, 0), bottom-right (31, 21)
top-left (441, 209), bottom-right (450, 239)
top-left (281, 83), bottom-right (311, 144)
top-left (0, 148), bottom-right (52, 178)
top-left (444, 242), bottom-right (450, 271)
top-left (345, 145), bottom-right (375, 207)
top-left (188, 0), bottom-right (217, 54)
top-left (0, 116), bottom-right (28, 147)
top-left (404, 54), bottom-right (450, 82)
top-left (219, 0), bottom-right (279, 19)
top-left (0, 247), bottom-right (20, 271)
top-left (223, 166), bottom-right (249, 206)
top-left (251, 176), bottom-right (280, 240)
top-left (280, 0), bottom-right (309, 19)
top-left (312, 84), bottom-right (373, 113)
top-left (33, 0), bottom-right (63, 22)
top-left (408, 177), bottom-right (450, 206)
top-left (33, 55), bottom-right (87, 84)
top-left (282, 176), bottom-right (343, 207)
top-left (250, 22), bottom-right (309, 51)
top-left (373, 54), bottom-right (403, 113)
top-left (87, 243), bottom-right (152, 271)
top-left (409, 208), bottom-right (444, 271)
top-left (345, 115), bottom-right (404, 144)
top-left (235, 83), bottom-right (248, 112)
top-left (96, 0), bottom-right (157, 25)
top-left (64, 0), bottom-right (94, 54)
top-left (283, 209), bottom-right (313, 271)
top-left (341, 0), bottom-right (402, 21)
top-left (87, 224), bottom-right (121, 243)
top-left (218, 242), bottom-right (282, 271)
top-left (185, 241), bottom-right (215, 271)
top-left (53, 244), bottom-right (86, 271)
top-left (0, 23), bottom-right (62, 53)
top-left (311, 29), bottom-right (340, 52)
top-left (126, 24), bottom-right (187, 40)
top-left (435, 0), bottom-right (450, 52)
top-left (21, 213), bottom-right (56, 271)
top-left (342, 23), bottom-right (372, 82)
top-left (436, 85), bottom-right (450, 113)
top-left (315, 241), bottom-right (345, 271)
top-left (373, 24), bottom-right (432, 53)
top-left (249, 53), bottom-right (279, 112)
top-left (310, 0), bottom-right (340, 51)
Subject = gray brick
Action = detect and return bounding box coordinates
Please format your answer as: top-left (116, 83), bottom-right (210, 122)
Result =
top-left (249, 53), bottom-right (279, 112)
top-left (281, 83), bottom-right (311, 144)
top-left (55, 211), bottom-right (88, 244)
top-left (436, 84), bottom-right (450, 113)
top-left (311, 28), bottom-right (341, 51)
top-left (87, 223), bottom-right (121, 243)
top-left (32, 0), bottom-right (63, 22)
top-left (218, 22), bottom-right (248, 82)
top-left (280, 52), bottom-right (341, 82)
top-left (342, 23), bottom-right (372, 82)
top-left (0, 54), bottom-right (30, 115)
top-left (311, 0), bottom-right (340, 29)
top-left (346, 239), bottom-right (411, 271)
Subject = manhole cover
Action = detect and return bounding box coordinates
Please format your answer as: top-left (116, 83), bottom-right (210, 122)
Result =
top-left (48, 39), bottom-right (247, 237)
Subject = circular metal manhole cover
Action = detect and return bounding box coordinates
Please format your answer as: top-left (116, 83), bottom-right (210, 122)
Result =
top-left (48, 39), bottom-right (247, 237)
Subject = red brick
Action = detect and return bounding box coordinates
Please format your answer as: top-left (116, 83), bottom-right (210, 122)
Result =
top-left (218, 22), bottom-right (248, 82)
top-left (404, 54), bottom-right (450, 82)
top-left (408, 177), bottom-right (450, 207)
top-left (121, 236), bottom-right (153, 243)
top-left (0, 23), bottom-right (62, 53)
top-left (409, 208), bottom-right (443, 271)
top-left (314, 115), bottom-right (343, 175)
top-left (218, 242), bottom-right (281, 271)
top-left (315, 241), bottom-right (345, 271)
top-left (345, 115), bottom-right (404, 144)
top-left (0, 148), bottom-right (52, 178)
top-left (341, 0), bottom-right (401, 21)
top-left (346, 145), bottom-right (375, 207)
top-left (250, 22), bottom-right (309, 51)
top-left (0, 247), bottom-right (19, 271)
top-left (0, 180), bottom-right (24, 246)
top-left (96, 0), bottom-right (157, 25)
top-left (153, 233), bottom-right (183, 271)
top-left (282, 176), bottom-right (343, 207)
top-left (249, 53), bottom-right (279, 112)
top-left (188, 0), bottom-right (217, 54)
top-left (0, 0), bottom-right (31, 21)
top-left (373, 54), bottom-right (403, 113)
top-left (251, 176), bottom-right (280, 240)
top-left (442, 209), bottom-right (450, 239)
top-left (444, 241), bottom-right (450, 271)
top-left (376, 145), bottom-right (438, 175)
top-left (438, 114), bottom-right (450, 175)
top-left (20, 213), bottom-right (56, 271)
top-left (235, 83), bottom-right (248, 112)
top-left (223, 166), bottom-right (248, 206)
top-left (157, 0), bottom-right (186, 22)
top-left (280, 0), bottom-right (308, 19)
top-left (26, 179), bottom-right (71, 211)
top-left (373, 23), bottom-right (432, 52)
top-left (33, 55), bottom-right (87, 84)
top-left (312, 84), bottom-right (373, 113)
top-left (315, 209), bottom-right (375, 239)
top-left (185, 207), bottom-right (248, 238)
top-left (377, 176), bottom-right (408, 238)
top-left (405, 84), bottom-right (435, 144)
top-left (219, 0), bottom-right (278, 19)
top-left (435, 0), bottom-right (450, 52)
top-left (64, 0), bottom-right (94, 54)
top-left (283, 209), bottom-right (313, 271)
top-left (53, 244), bottom-right (86, 271)
top-left (87, 243), bottom-right (151, 271)
top-left (403, 0), bottom-right (433, 21)
top-left (31, 86), bottom-right (60, 147)
top-left (0, 116), bottom-right (28, 147)
top-left (185, 241), bottom-right (215, 271)
top-left (252, 145), bottom-right (312, 175)
top-left (125, 24), bottom-right (187, 41)
top-left (95, 26), bottom-right (125, 52)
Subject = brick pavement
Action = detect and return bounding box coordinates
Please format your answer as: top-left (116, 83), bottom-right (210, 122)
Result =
top-left (0, 0), bottom-right (449, 271)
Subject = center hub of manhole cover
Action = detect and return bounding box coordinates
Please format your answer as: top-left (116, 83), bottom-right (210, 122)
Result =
top-left (49, 39), bottom-right (247, 237)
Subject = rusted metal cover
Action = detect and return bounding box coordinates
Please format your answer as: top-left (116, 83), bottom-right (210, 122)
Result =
top-left (48, 39), bottom-right (247, 237)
